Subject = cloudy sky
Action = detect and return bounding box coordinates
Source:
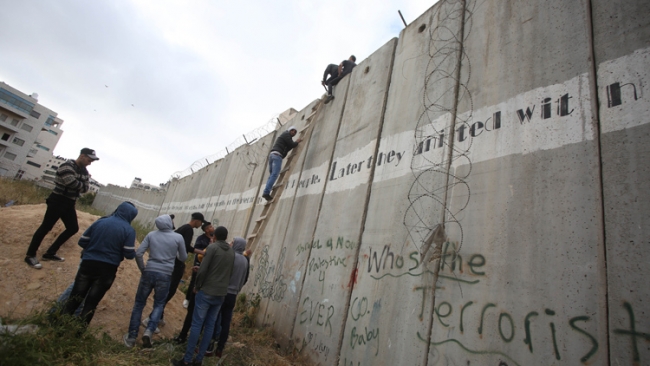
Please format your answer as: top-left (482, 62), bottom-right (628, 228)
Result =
top-left (0, 0), bottom-right (435, 187)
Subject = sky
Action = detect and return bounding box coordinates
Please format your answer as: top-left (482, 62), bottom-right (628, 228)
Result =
top-left (0, 0), bottom-right (436, 187)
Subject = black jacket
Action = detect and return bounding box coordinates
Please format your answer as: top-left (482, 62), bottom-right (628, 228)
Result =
top-left (271, 130), bottom-right (299, 158)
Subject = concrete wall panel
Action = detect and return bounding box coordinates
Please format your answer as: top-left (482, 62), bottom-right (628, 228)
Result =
top-left (431, 0), bottom-right (607, 365)
top-left (289, 38), bottom-right (397, 365)
top-left (338, 2), bottom-right (464, 365)
top-left (243, 100), bottom-right (318, 326)
top-left (593, 0), bottom-right (650, 363)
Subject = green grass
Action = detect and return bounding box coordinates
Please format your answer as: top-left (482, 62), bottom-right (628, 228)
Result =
top-left (0, 295), bottom-right (311, 366)
top-left (0, 310), bottom-right (180, 366)
top-left (0, 178), bottom-right (52, 206)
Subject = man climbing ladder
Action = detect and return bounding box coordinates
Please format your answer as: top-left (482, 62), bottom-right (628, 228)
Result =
top-left (262, 125), bottom-right (303, 201)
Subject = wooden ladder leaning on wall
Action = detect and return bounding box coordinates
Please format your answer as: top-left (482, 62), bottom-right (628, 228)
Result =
top-left (247, 99), bottom-right (324, 252)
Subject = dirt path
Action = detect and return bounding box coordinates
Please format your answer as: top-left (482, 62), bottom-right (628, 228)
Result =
top-left (0, 204), bottom-right (187, 342)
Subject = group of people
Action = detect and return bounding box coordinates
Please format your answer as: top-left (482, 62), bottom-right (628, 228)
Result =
top-left (26, 57), bottom-right (359, 361)
top-left (26, 148), bottom-right (250, 364)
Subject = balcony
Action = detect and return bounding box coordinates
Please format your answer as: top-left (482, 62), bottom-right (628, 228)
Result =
top-left (0, 119), bottom-right (20, 133)
top-left (0, 102), bottom-right (29, 119)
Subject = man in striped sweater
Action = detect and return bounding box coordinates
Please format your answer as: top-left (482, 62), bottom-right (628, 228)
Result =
top-left (25, 148), bottom-right (98, 269)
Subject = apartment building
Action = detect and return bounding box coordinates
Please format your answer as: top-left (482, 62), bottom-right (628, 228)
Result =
top-left (130, 177), bottom-right (162, 192)
top-left (0, 82), bottom-right (63, 180)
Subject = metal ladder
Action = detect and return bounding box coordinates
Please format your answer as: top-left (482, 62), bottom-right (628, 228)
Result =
top-left (247, 100), bottom-right (323, 251)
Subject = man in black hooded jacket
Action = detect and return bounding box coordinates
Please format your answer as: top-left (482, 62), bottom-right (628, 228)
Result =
top-left (261, 126), bottom-right (302, 201)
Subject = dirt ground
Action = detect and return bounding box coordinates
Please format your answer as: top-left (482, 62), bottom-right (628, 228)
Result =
top-left (0, 204), bottom-right (187, 342)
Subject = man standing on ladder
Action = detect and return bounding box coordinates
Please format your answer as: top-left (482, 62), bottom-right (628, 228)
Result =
top-left (262, 126), bottom-right (303, 201)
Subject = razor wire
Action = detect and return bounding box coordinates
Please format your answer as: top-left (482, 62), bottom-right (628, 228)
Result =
top-left (169, 115), bottom-right (281, 181)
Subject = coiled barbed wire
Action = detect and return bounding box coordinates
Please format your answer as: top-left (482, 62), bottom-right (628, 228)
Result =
top-left (404, 0), bottom-right (475, 259)
top-left (169, 115), bottom-right (281, 180)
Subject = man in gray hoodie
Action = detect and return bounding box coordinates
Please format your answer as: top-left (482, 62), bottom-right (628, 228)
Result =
top-left (123, 214), bottom-right (187, 348)
top-left (173, 226), bottom-right (234, 366)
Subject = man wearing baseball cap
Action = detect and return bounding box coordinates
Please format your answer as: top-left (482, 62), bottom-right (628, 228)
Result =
top-left (25, 148), bottom-right (99, 269)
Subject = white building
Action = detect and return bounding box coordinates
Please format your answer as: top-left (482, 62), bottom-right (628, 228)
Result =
top-left (130, 177), bottom-right (162, 192)
top-left (0, 82), bottom-right (64, 180)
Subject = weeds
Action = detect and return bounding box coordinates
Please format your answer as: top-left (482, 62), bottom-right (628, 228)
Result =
top-left (0, 310), bottom-right (179, 366)
top-left (0, 178), bottom-right (51, 206)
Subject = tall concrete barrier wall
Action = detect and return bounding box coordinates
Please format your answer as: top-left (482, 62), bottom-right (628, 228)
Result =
top-left (92, 0), bottom-right (650, 364)
top-left (94, 184), bottom-right (165, 228)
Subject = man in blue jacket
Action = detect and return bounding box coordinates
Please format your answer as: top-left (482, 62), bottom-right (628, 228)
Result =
top-left (262, 126), bottom-right (303, 201)
top-left (56, 201), bottom-right (138, 328)
top-left (124, 214), bottom-right (186, 348)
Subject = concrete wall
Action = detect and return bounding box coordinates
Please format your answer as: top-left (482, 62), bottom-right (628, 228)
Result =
top-left (93, 0), bottom-right (650, 364)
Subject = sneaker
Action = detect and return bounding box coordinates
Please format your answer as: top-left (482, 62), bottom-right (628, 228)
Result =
top-left (173, 335), bottom-right (187, 345)
top-left (205, 340), bottom-right (216, 356)
top-left (262, 194), bottom-right (273, 202)
top-left (215, 348), bottom-right (223, 358)
top-left (42, 253), bottom-right (65, 262)
top-left (25, 256), bottom-right (42, 269)
top-left (324, 95), bottom-right (335, 104)
top-left (123, 334), bottom-right (136, 348)
top-left (141, 317), bottom-right (160, 334)
top-left (182, 299), bottom-right (189, 308)
top-left (142, 330), bottom-right (152, 348)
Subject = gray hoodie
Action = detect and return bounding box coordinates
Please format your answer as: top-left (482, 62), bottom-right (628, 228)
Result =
top-left (227, 237), bottom-right (250, 295)
top-left (136, 215), bottom-right (187, 276)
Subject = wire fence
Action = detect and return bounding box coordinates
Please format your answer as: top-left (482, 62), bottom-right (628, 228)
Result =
top-left (169, 115), bottom-right (281, 180)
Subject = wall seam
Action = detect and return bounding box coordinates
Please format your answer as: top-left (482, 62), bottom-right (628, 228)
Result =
top-left (585, 0), bottom-right (611, 364)
top-left (286, 96), bottom-right (338, 344)
top-left (423, 0), bottom-right (467, 364)
top-left (334, 40), bottom-right (399, 365)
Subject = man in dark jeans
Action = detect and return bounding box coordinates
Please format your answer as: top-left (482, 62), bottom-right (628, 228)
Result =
top-left (25, 148), bottom-right (99, 269)
top-left (324, 55), bottom-right (357, 104)
top-left (143, 212), bottom-right (207, 332)
top-left (174, 222), bottom-right (214, 344)
top-left (54, 201), bottom-right (137, 328)
top-left (207, 236), bottom-right (250, 357)
top-left (321, 63), bottom-right (339, 89)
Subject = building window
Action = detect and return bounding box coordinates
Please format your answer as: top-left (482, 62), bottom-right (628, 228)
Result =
top-left (47, 129), bottom-right (58, 135)
top-left (21, 124), bottom-right (33, 132)
top-left (29, 110), bottom-right (41, 119)
top-left (0, 88), bottom-right (35, 114)
top-left (15, 170), bottom-right (24, 179)
top-left (4, 152), bottom-right (17, 161)
top-left (45, 115), bottom-right (55, 127)
top-left (1, 133), bottom-right (9, 141)
top-left (10, 118), bottom-right (19, 126)
top-left (36, 144), bottom-right (50, 151)
top-left (26, 160), bottom-right (41, 168)
top-left (51, 165), bottom-right (59, 169)
top-left (44, 169), bottom-right (56, 175)
top-left (0, 114), bottom-right (6, 121)
top-left (12, 137), bottom-right (25, 146)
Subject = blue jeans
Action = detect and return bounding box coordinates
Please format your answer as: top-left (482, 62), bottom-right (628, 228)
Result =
top-left (263, 153), bottom-right (283, 195)
top-left (183, 291), bottom-right (225, 363)
top-left (212, 293), bottom-right (237, 350)
top-left (128, 271), bottom-right (171, 339)
top-left (49, 282), bottom-right (83, 316)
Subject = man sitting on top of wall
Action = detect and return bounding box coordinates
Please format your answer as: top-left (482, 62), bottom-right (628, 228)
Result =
top-left (324, 55), bottom-right (357, 104)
